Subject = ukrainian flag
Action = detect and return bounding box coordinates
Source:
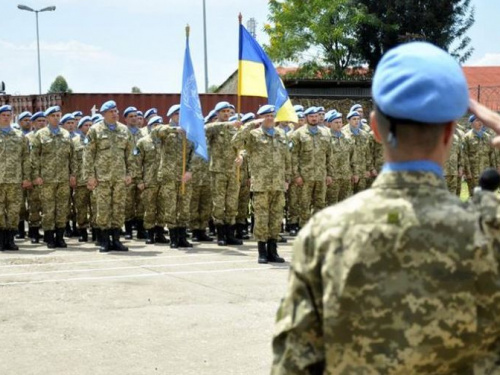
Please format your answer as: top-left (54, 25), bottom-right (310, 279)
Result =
top-left (238, 24), bottom-right (298, 123)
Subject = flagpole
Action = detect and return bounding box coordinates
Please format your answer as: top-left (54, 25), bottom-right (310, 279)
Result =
top-left (236, 13), bottom-right (243, 184)
top-left (181, 24), bottom-right (190, 196)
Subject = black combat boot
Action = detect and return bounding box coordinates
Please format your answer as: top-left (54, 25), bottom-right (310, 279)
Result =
top-left (146, 228), bottom-right (155, 244)
top-left (29, 227), bottom-right (40, 244)
top-left (289, 224), bottom-right (299, 237)
top-left (225, 224), bottom-right (243, 246)
top-left (65, 222), bottom-right (72, 238)
top-left (216, 224), bottom-right (226, 246)
top-left (136, 220), bottom-right (146, 239)
top-left (93, 228), bottom-right (101, 246)
top-left (267, 239), bottom-right (285, 263)
top-left (169, 228), bottom-right (179, 249)
top-left (0, 229), bottom-right (4, 251)
top-left (193, 229), bottom-right (213, 242)
top-left (257, 241), bottom-right (268, 264)
top-left (124, 220), bottom-right (133, 240)
top-left (235, 223), bottom-right (250, 240)
top-left (78, 228), bottom-right (88, 242)
top-left (155, 226), bottom-right (170, 244)
top-left (16, 221), bottom-right (26, 239)
top-left (278, 234), bottom-right (288, 243)
top-left (4, 230), bottom-right (19, 251)
top-left (99, 229), bottom-right (109, 253)
top-left (45, 230), bottom-right (56, 249)
top-left (208, 219), bottom-right (216, 236)
top-left (178, 227), bottom-right (193, 248)
top-left (111, 229), bottom-right (129, 252)
top-left (55, 228), bottom-right (68, 248)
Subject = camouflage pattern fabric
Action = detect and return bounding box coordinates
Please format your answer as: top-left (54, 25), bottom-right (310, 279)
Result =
top-left (299, 180), bottom-right (326, 227)
top-left (444, 131), bottom-right (463, 195)
top-left (40, 183), bottom-right (70, 230)
top-left (342, 126), bottom-right (372, 193)
top-left (326, 178), bottom-right (352, 206)
top-left (211, 171), bottom-right (240, 225)
top-left (160, 181), bottom-right (191, 228)
top-left (94, 181), bottom-right (126, 229)
top-left (189, 153), bottom-right (212, 231)
top-left (236, 152), bottom-right (250, 225)
top-left (0, 184), bottom-right (23, 230)
top-left (142, 185), bottom-right (166, 230)
top-left (463, 130), bottom-right (496, 196)
top-left (286, 183), bottom-right (301, 226)
top-left (252, 191), bottom-right (285, 242)
top-left (28, 186), bottom-right (42, 227)
top-left (74, 185), bottom-right (91, 229)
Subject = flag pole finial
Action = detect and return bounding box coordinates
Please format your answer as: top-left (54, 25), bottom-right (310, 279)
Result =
top-left (186, 24), bottom-right (190, 38)
top-left (238, 13), bottom-right (242, 24)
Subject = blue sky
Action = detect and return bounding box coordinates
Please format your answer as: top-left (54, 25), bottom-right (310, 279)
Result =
top-left (1, 0), bottom-right (498, 95)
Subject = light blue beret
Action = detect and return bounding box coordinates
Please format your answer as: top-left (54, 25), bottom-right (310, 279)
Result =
top-left (373, 41), bottom-right (468, 123)
top-left (304, 106), bottom-right (318, 116)
top-left (293, 105), bottom-right (304, 112)
top-left (44, 106), bottom-right (61, 116)
top-left (18, 111), bottom-right (32, 121)
top-left (204, 109), bottom-right (217, 123)
top-left (350, 104), bottom-right (362, 112)
top-left (469, 115), bottom-right (477, 123)
top-left (241, 112), bottom-right (256, 123)
top-left (78, 116), bottom-right (92, 128)
top-left (327, 112), bottom-right (343, 122)
top-left (167, 104), bottom-right (181, 117)
top-left (325, 110), bottom-right (337, 119)
top-left (72, 111), bottom-right (83, 117)
top-left (60, 113), bottom-right (75, 125)
top-left (123, 106), bottom-right (138, 117)
top-left (0, 105), bottom-right (12, 114)
top-left (347, 110), bottom-right (360, 120)
top-left (229, 104), bottom-right (235, 110)
top-left (31, 111), bottom-right (45, 121)
top-left (137, 111), bottom-right (144, 117)
top-left (297, 111), bottom-right (305, 119)
top-left (257, 104), bottom-right (275, 116)
top-left (11, 123), bottom-right (20, 130)
top-left (92, 114), bottom-right (103, 124)
top-left (100, 100), bottom-right (117, 113)
top-left (228, 115), bottom-right (238, 122)
top-left (148, 115), bottom-right (163, 127)
top-left (144, 108), bottom-right (157, 118)
top-left (317, 106), bottom-right (325, 113)
top-left (214, 101), bottom-right (231, 112)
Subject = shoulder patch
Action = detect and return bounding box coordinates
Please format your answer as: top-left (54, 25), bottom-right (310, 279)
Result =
top-left (387, 211), bottom-right (401, 225)
top-left (133, 147), bottom-right (140, 156)
top-left (84, 137), bottom-right (89, 145)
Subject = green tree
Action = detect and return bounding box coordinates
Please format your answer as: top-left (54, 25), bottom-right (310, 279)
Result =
top-left (264, 0), bottom-right (363, 79)
top-left (131, 86), bottom-right (142, 93)
top-left (355, 0), bottom-right (475, 69)
top-left (207, 84), bottom-right (219, 93)
top-left (47, 75), bottom-right (72, 94)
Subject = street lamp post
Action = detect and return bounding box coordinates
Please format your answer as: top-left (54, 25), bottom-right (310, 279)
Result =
top-left (202, 0), bottom-right (209, 93)
top-left (17, 4), bottom-right (56, 95)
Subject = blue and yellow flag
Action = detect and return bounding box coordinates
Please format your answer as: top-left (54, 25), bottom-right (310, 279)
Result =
top-left (238, 24), bottom-right (297, 123)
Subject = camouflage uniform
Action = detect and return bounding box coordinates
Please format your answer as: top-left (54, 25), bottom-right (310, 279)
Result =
top-left (367, 131), bottom-right (384, 188)
top-left (235, 151), bottom-right (251, 228)
top-left (31, 127), bottom-right (75, 231)
top-left (83, 121), bottom-right (134, 230)
top-left (72, 134), bottom-right (92, 230)
top-left (444, 130), bottom-right (463, 195)
top-left (463, 129), bottom-right (496, 196)
top-left (342, 126), bottom-right (372, 193)
top-left (189, 153), bottom-right (212, 232)
top-left (26, 131), bottom-right (42, 231)
top-left (290, 125), bottom-right (332, 227)
top-left (326, 130), bottom-right (358, 206)
top-left (124, 127), bottom-right (145, 235)
top-left (271, 171), bottom-right (500, 374)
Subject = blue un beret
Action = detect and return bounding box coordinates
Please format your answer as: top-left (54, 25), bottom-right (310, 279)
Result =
top-left (167, 104), bottom-right (181, 117)
top-left (347, 110), bottom-right (360, 120)
top-left (0, 105), bottom-right (12, 114)
top-left (373, 41), bottom-right (468, 123)
top-left (257, 104), bottom-right (275, 116)
top-left (144, 108), bottom-right (157, 118)
top-left (92, 114), bottom-right (103, 124)
top-left (293, 105), bottom-right (304, 113)
top-left (123, 106), bottom-right (138, 117)
top-left (148, 115), bottom-right (163, 127)
top-left (44, 106), bottom-right (61, 116)
top-left (469, 115), bottom-right (477, 123)
top-left (100, 100), bottom-right (117, 113)
top-left (327, 112), bottom-right (343, 122)
top-left (72, 111), bottom-right (83, 117)
top-left (204, 110), bottom-right (217, 124)
top-left (137, 110), bottom-right (144, 117)
top-left (31, 111), bottom-right (45, 121)
top-left (350, 104), bottom-right (362, 112)
top-left (304, 107), bottom-right (318, 116)
top-left (297, 111), bottom-right (305, 119)
top-left (18, 111), bottom-right (32, 121)
top-left (60, 113), bottom-right (75, 125)
top-left (214, 101), bottom-right (231, 112)
top-left (317, 106), bottom-right (325, 113)
top-left (78, 116), bottom-right (92, 128)
top-left (241, 112), bottom-right (256, 123)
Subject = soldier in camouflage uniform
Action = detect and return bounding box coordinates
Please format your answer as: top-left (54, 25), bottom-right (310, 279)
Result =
top-left (123, 106), bottom-right (146, 240)
top-left (325, 112), bottom-right (359, 205)
top-left (84, 100), bottom-right (134, 253)
top-left (189, 150), bottom-right (213, 242)
top-left (60, 113), bottom-right (78, 237)
top-left (272, 42), bottom-right (500, 375)
top-left (136, 116), bottom-right (169, 244)
top-left (235, 149), bottom-right (251, 240)
top-left (31, 106), bottom-right (76, 249)
top-left (342, 110), bottom-right (372, 193)
top-left (15, 111), bottom-right (32, 239)
top-left (136, 111), bottom-right (145, 129)
top-left (152, 104), bottom-right (194, 248)
top-left (286, 112), bottom-right (304, 236)
top-left (463, 115), bottom-right (497, 196)
top-left (232, 105), bottom-right (291, 264)
top-left (72, 116), bottom-right (93, 242)
top-left (443, 128), bottom-right (464, 194)
top-left (0, 105), bottom-right (31, 251)
top-left (205, 101), bottom-right (244, 246)
top-left (290, 106), bottom-right (333, 228)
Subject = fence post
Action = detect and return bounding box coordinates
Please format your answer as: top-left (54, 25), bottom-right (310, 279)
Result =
top-left (478, 85), bottom-right (481, 102)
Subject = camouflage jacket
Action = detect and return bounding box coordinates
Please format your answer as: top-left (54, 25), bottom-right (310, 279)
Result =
top-left (342, 126), bottom-right (373, 174)
top-left (31, 126), bottom-right (76, 183)
top-left (369, 131), bottom-right (384, 172)
top-left (291, 125), bottom-right (333, 181)
top-left (443, 131), bottom-right (463, 177)
top-left (72, 135), bottom-right (87, 187)
top-left (232, 123), bottom-right (291, 192)
top-left (272, 171), bottom-right (500, 374)
top-left (190, 152), bottom-right (211, 187)
top-left (0, 128), bottom-right (30, 183)
top-left (83, 121), bottom-right (135, 182)
top-left (205, 122), bottom-right (240, 174)
top-left (330, 130), bottom-right (359, 179)
top-left (153, 125), bottom-right (193, 183)
top-left (463, 130), bottom-right (496, 178)
top-left (135, 134), bottom-right (161, 186)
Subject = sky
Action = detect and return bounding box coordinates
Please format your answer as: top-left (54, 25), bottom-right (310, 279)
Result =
top-left (1, 0), bottom-right (498, 95)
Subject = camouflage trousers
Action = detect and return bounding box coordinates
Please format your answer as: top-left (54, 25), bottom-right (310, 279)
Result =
top-left (236, 182), bottom-right (251, 225)
top-left (211, 172), bottom-right (240, 225)
top-left (326, 178), bottom-right (352, 206)
top-left (299, 180), bottom-right (326, 227)
top-left (90, 190), bottom-right (97, 228)
top-left (142, 185), bottom-right (166, 230)
top-left (190, 184), bottom-right (212, 230)
top-left (41, 183), bottom-right (70, 230)
top-left (19, 190), bottom-right (28, 221)
top-left (253, 191), bottom-right (285, 242)
top-left (456, 177), bottom-right (464, 196)
top-left (94, 180), bottom-right (126, 230)
top-left (160, 180), bottom-right (191, 228)
top-left (445, 175), bottom-right (459, 196)
top-left (74, 186), bottom-right (92, 229)
top-left (365, 176), bottom-right (376, 189)
top-left (0, 184), bottom-right (22, 230)
top-left (286, 183), bottom-right (301, 225)
top-left (28, 186), bottom-right (42, 227)
top-left (352, 177), bottom-right (367, 194)
top-left (125, 181), bottom-right (144, 221)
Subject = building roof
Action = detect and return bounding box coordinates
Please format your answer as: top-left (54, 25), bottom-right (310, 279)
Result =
top-left (463, 66), bottom-right (500, 87)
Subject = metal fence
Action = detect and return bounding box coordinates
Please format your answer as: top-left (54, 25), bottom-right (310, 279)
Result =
top-left (468, 85), bottom-right (500, 111)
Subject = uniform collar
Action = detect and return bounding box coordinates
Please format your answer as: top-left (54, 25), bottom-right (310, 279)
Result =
top-left (381, 160), bottom-right (443, 178)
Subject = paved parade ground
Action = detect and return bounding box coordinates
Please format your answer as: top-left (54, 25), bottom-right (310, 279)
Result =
top-left (0, 237), bottom-right (293, 375)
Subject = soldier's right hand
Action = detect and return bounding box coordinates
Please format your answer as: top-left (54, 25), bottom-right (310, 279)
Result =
top-left (470, 99), bottom-right (500, 147)
top-left (34, 177), bottom-right (43, 186)
top-left (233, 121), bottom-right (243, 129)
top-left (87, 178), bottom-right (97, 190)
top-left (295, 177), bottom-right (303, 186)
top-left (22, 180), bottom-right (32, 189)
top-left (352, 175), bottom-right (360, 183)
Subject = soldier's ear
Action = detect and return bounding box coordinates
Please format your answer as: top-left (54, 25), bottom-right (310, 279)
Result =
top-left (442, 122), bottom-right (455, 147)
top-left (370, 111), bottom-right (382, 143)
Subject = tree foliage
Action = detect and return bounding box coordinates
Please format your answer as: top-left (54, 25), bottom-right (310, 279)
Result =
top-left (264, 0), bottom-right (363, 79)
top-left (131, 86), bottom-right (142, 93)
top-left (47, 75), bottom-right (72, 94)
